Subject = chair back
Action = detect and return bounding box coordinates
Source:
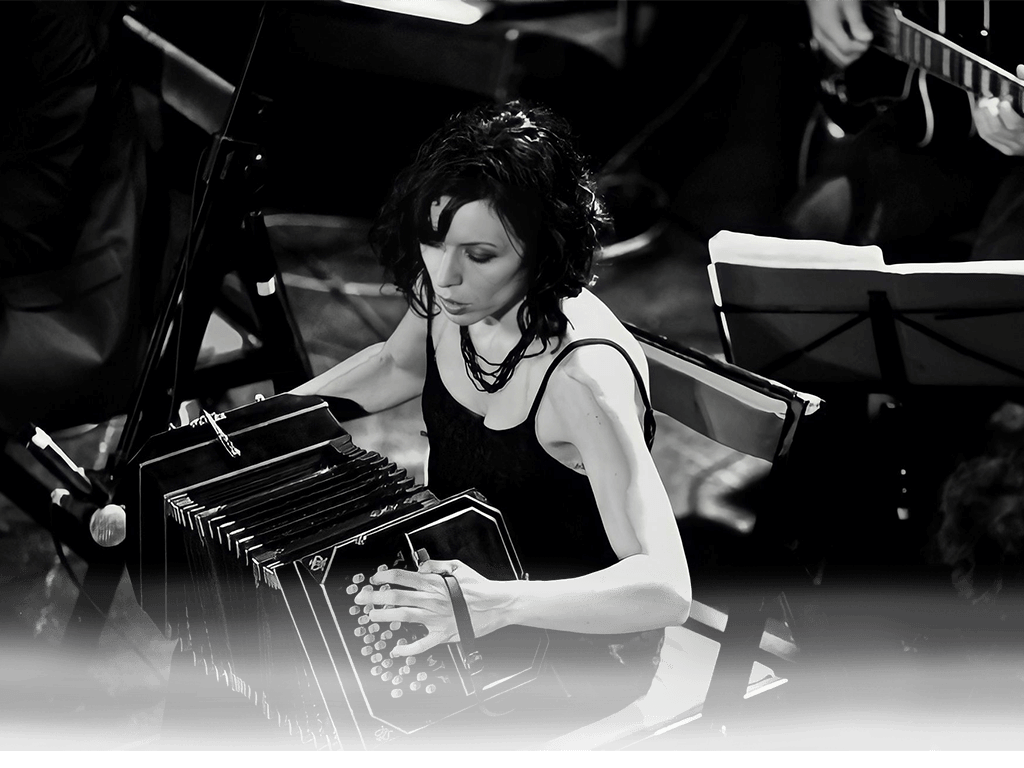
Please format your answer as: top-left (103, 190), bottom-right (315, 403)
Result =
top-left (628, 323), bottom-right (822, 472)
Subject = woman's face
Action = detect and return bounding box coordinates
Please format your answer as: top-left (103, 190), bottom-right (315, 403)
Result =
top-left (420, 197), bottom-right (530, 325)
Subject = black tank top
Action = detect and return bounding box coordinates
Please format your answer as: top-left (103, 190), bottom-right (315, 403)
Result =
top-left (422, 316), bottom-right (665, 717)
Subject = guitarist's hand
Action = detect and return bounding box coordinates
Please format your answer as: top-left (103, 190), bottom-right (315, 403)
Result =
top-left (973, 65), bottom-right (1024, 156)
top-left (807, 0), bottom-right (873, 68)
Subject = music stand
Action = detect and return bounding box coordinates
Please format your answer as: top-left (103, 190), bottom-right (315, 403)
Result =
top-left (706, 231), bottom-right (1024, 568)
top-left (707, 231), bottom-right (1024, 393)
top-left (700, 234), bottom-right (1024, 731)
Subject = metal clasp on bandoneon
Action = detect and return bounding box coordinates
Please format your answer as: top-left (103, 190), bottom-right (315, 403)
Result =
top-left (202, 409), bottom-right (241, 459)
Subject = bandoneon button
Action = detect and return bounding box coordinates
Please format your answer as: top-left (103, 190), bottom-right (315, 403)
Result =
top-left (391, 689), bottom-right (403, 698)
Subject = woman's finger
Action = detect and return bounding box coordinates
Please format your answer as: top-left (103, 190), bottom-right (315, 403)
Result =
top-left (416, 558), bottom-right (463, 575)
top-left (367, 606), bottom-right (429, 625)
top-left (355, 586), bottom-right (446, 610)
top-left (371, 567), bottom-right (443, 591)
top-left (399, 631), bottom-right (455, 658)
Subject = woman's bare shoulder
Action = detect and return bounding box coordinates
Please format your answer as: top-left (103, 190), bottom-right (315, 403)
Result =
top-left (561, 289), bottom-right (646, 361)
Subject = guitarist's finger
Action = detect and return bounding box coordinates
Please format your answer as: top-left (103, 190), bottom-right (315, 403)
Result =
top-left (978, 96), bottom-right (1000, 119)
top-left (976, 103), bottom-right (1000, 131)
top-left (1016, 64), bottom-right (1024, 81)
top-left (842, 0), bottom-right (874, 43)
top-left (976, 113), bottom-right (1017, 155)
top-left (992, 141), bottom-right (1020, 157)
top-left (814, 25), bottom-right (860, 68)
top-left (813, 15), bottom-right (869, 66)
top-left (997, 100), bottom-right (1024, 132)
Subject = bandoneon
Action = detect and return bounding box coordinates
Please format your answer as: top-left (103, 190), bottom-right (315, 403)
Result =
top-left (122, 394), bottom-right (548, 749)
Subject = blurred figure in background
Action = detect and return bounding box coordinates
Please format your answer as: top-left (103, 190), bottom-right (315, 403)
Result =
top-left (935, 402), bottom-right (1024, 611)
top-left (788, 0), bottom-right (1024, 262)
top-left (917, 399), bottom-right (1024, 749)
top-left (0, 2), bottom-right (157, 437)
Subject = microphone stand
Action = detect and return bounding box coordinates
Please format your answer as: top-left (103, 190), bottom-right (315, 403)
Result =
top-left (113, 1), bottom-right (303, 473)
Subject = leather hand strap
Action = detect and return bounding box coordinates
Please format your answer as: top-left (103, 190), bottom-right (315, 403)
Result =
top-left (420, 556), bottom-right (511, 718)
top-left (441, 573), bottom-right (482, 673)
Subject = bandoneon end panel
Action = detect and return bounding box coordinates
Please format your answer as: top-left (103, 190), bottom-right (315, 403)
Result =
top-left (121, 394), bottom-right (547, 749)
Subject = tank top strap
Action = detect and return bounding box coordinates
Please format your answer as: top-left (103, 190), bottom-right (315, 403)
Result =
top-left (527, 338), bottom-right (657, 449)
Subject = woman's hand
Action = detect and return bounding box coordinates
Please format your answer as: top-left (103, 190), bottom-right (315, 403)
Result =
top-left (353, 558), bottom-right (512, 657)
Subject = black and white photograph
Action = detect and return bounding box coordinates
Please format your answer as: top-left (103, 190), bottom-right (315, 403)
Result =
top-left (1, 0), bottom-right (1023, 756)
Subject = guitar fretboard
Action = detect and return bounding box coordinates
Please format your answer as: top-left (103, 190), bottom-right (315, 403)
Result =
top-left (866, 3), bottom-right (1024, 114)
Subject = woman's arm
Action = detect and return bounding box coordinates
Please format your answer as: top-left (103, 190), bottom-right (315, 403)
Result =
top-left (355, 345), bottom-right (691, 655)
top-left (290, 306), bottom-right (429, 413)
top-left (499, 346), bottom-right (692, 633)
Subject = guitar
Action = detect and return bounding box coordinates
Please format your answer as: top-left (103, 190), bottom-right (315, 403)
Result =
top-left (817, 1), bottom-right (1024, 147)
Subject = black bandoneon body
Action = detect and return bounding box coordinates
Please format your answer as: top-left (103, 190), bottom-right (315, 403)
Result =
top-left (122, 394), bottom-right (547, 749)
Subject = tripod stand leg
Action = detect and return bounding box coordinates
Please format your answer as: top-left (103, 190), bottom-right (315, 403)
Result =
top-left (237, 211), bottom-right (312, 392)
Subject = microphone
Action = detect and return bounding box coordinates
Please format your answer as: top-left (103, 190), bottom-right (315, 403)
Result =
top-left (49, 489), bottom-right (127, 548)
top-left (24, 424), bottom-right (125, 547)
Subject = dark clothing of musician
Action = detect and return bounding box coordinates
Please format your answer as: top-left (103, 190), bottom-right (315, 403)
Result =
top-left (421, 309), bottom-right (665, 731)
top-left (0, 2), bottom-right (151, 434)
top-left (294, 101), bottom-right (691, 744)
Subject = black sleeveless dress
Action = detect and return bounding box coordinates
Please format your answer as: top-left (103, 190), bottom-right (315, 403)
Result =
top-left (421, 317), bottom-right (665, 724)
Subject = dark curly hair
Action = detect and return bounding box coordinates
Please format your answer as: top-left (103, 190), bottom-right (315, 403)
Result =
top-left (368, 100), bottom-right (609, 350)
top-left (936, 403), bottom-right (1024, 603)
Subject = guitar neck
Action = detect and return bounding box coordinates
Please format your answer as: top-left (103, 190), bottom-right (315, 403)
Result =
top-left (866, 2), bottom-right (1024, 114)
